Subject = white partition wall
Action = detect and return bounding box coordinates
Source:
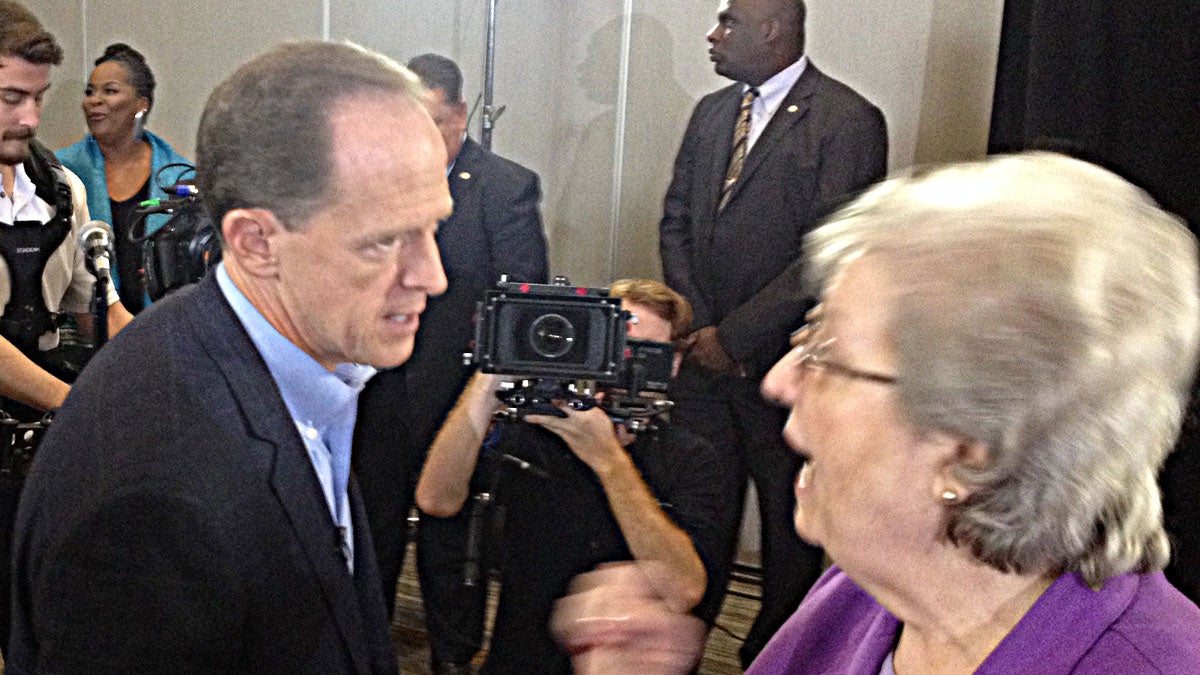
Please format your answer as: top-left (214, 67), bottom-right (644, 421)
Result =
top-left (35, 0), bottom-right (1003, 286)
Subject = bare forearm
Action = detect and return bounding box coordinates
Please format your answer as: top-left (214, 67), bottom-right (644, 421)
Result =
top-left (75, 301), bottom-right (133, 343)
top-left (107, 302), bottom-right (134, 336)
top-left (415, 373), bottom-right (499, 517)
top-left (0, 337), bottom-right (69, 411)
top-left (527, 406), bottom-right (708, 612)
top-left (594, 451), bottom-right (707, 613)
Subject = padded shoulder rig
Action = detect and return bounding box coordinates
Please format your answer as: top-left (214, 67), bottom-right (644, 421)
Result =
top-left (22, 140), bottom-right (73, 227)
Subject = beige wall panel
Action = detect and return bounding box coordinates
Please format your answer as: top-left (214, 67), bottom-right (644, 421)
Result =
top-left (613, 6), bottom-right (723, 283)
top-left (807, 0), bottom-right (933, 170)
top-left (914, 0), bottom-right (1005, 164)
top-left (29, 0), bottom-right (86, 151)
top-left (30, 0), bottom-right (1006, 284)
top-left (42, 0), bottom-right (324, 160)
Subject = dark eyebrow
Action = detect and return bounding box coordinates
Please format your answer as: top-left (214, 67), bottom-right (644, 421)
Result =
top-left (1, 83), bottom-right (51, 97)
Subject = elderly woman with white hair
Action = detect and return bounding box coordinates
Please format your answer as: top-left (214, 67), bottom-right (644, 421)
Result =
top-left (749, 153), bottom-right (1200, 674)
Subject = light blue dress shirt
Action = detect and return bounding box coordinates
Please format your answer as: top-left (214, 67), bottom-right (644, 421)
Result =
top-left (216, 263), bottom-right (375, 572)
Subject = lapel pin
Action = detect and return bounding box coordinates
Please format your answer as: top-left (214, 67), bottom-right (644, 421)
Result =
top-left (787, 104), bottom-right (799, 113)
top-left (458, 171), bottom-right (472, 180)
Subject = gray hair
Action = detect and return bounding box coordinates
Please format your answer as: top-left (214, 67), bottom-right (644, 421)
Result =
top-left (196, 40), bottom-right (426, 229)
top-left (806, 152), bottom-right (1200, 587)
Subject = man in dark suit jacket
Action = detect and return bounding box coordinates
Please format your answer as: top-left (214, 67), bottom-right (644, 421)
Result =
top-left (352, 53), bottom-right (547, 673)
top-left (9, 41), bottom-right (452, 672)
top-left (658, 0), bottom-right (887, 666)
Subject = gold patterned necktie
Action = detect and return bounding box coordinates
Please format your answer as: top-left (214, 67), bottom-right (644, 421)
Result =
top-left (719, 87), bottom-right (759, 212)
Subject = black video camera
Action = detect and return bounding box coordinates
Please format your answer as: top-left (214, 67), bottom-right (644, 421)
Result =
top-left (469, 277), bottom-right (674, 430)
top-left (131, 164), bottom-right (222, 301)
top-left (138, 195), bottom-right (221, 301)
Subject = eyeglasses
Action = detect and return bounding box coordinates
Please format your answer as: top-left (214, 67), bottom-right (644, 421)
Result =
top-left (789, 322), bottom-right (897, 386)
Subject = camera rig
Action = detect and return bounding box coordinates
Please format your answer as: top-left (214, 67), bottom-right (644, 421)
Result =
top-left (130, 163), bottom-right (221, 301)
top-left (0, 411), bottom-right (51, 478)
top-left (468, 277), bottom-right (674, 431)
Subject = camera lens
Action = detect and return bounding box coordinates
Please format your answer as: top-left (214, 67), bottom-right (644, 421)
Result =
top-left (528, 313), bottom-right (576, 358)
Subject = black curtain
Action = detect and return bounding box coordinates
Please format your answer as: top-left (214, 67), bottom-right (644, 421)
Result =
top-left (989, 0), bottom-right (1200, 601)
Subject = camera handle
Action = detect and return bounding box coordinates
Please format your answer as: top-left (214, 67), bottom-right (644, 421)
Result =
top-left (90, 267), bottom-right (109, 349)
top-left (463, 490), bottom-right (493, 588)
top-left (463, 425), bottom-right (552, 587)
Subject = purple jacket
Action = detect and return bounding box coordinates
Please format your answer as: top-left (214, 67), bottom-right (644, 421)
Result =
top-left (748, 566), bottom-right (1200, 674)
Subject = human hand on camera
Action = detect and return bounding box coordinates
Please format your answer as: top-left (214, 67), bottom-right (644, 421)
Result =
top-left (526, 403), bottom-right (628, 474)
top-left (685, 326), bottom-right (741, 376)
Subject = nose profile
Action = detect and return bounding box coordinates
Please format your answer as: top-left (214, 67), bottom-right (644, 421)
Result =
top-left (761, 352), bottom-right (798, 409)
top-left (404, 230), bottom-right (448, 297)
top-left (18, 98), bottom-right (41, 129)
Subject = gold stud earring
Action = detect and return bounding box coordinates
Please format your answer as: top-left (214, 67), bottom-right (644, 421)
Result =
top-left (940, 489), bottom-right (959, 502)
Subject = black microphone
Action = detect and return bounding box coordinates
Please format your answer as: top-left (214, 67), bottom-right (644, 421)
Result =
top-left (79, 220), bottom-right (114, 280)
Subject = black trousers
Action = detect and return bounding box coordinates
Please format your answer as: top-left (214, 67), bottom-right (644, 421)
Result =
top-left (352, 368), bottom-right (488, 665)
top-left (669, 362), bottom-right (824, 668)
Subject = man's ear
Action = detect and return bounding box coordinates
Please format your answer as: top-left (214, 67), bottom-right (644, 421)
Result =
top-left (221, 208), bottom-right (286, 278)
top-left (762, 16), bottom-right (782, 43)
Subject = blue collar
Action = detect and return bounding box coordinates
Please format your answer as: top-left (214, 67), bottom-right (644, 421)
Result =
top-left (214, 263), bottom-right (375, 436)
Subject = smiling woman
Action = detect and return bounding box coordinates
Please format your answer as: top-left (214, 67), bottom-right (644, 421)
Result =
top-left (752, 152), bottom-right (1200, 674)
top-left (56, 43), bottom-right (192, 314)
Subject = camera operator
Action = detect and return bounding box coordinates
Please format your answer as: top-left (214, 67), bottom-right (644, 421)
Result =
top-left (416, 279), bottom-right (732, 673)
top-left (0, 2), bottom-right (132, 416)
top-left (0, 1), bottom-right (132, 655)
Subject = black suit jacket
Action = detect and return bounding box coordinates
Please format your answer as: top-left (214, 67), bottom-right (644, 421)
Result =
top-left (9, 273), bottom-right (398, 674)
top-left (371, 137), bottom-right (547, 455)
top-left (660, 63), bottom-right (887, 376)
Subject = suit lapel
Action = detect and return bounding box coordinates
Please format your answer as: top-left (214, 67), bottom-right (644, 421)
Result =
top-left (445, 138), bottom-right (481, 231)
top-left (699, 85), bottom-right (745, 245)
top-left (721, 65), bottom-right (821, 210)
top-left (186, 274), bottom-right (374, 675)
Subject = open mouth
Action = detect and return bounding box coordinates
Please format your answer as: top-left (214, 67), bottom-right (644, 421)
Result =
top-left (796, 460), bottom-right (813, 491)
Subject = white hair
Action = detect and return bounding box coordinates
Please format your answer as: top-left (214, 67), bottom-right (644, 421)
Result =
top-left (806, 152), bottom-right (1200, 586)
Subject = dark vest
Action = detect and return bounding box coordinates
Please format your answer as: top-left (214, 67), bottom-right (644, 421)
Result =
top-left (0, 141), bottom-right (74, 356)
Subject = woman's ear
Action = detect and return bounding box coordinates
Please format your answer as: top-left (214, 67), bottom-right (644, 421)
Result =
top-left (927, 432), bottom-right (989, 504)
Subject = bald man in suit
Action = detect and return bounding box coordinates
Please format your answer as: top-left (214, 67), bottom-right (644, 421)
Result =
top-left (659, 0), bottom-right (887, 665)
top-left (352, 53), bottom-right (547, 674)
